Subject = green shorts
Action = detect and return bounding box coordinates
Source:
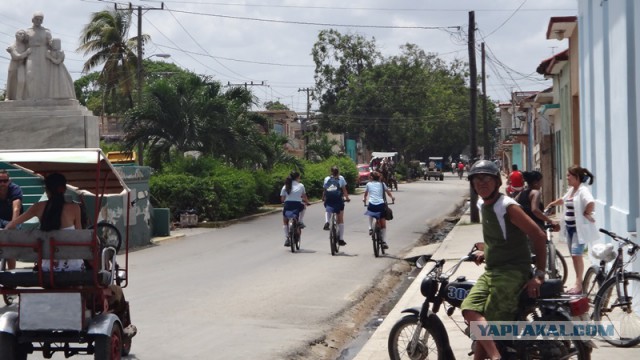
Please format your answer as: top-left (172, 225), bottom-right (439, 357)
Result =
top-left (461, 269), bottom-right (529, 321)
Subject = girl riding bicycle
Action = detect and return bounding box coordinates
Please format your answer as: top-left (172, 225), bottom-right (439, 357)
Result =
top-left (363, 171), bottom-right (394, 250)
top-left (280, 171), bottom-right (310, 247)
top-left (322, 166), bottom-right (350, 246)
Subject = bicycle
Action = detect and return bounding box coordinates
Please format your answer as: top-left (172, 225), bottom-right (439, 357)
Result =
top-left (365, 201), bottom-right (393, 258)
top-left (585, 228), bottom-right (640, 347)
top-left (284, 210), bottom-right (302, 253)
top-left (328, 199), bottom-right (349, 256)
top-left (542, 221), bottom-right (568, 285)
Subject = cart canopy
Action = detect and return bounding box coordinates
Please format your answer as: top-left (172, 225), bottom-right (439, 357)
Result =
top-left (0, 148), bottom-right (130, 196)
top-left (371, 151), bottom-right (398, 159)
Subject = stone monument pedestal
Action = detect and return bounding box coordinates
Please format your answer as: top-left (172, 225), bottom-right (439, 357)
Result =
top-left (0, 99), bottom-right (99, 149)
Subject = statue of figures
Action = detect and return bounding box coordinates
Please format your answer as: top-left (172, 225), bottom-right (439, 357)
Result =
top-left (25, 11), bottom-right (52, 100)
top-left (46, 39), bottom-right (76, 99)
top-left (5, 29), bottom-right (31, 100)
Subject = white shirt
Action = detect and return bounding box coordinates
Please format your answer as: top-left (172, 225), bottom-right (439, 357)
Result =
top-left (366, 181), bottom-right (388, 205)
top-left (280, 181), bottom-right (306, 202)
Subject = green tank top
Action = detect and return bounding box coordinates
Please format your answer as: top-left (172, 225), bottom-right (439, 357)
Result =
top-left (481, 194), bottom-right (532, 273)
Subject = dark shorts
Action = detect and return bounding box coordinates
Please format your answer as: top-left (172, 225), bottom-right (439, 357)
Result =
top-left (324, 200), bottom-right (344, 214)
top-left (461, 269), bottom-right (529, 321)
top-left (282, 201), bottom-right (304, 217)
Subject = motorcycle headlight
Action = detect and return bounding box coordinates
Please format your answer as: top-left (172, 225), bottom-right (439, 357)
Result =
top-left (420, 277), bottom-right (438, 301)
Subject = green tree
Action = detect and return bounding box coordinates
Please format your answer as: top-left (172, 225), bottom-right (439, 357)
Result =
top-left (263, 101), bottom-right (290, 110)
top-left (77, 8), bottom-right (149, 114)
top-left (122, 73), bottom-right (264, 169)
top-left (312, 29), bottom-right (381, 134)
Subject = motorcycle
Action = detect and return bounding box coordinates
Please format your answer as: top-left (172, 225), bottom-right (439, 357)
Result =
top-left (388, 244), bottom-right (593, 360)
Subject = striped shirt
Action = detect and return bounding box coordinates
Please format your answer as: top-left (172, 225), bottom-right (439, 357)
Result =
top-left (565, 197), bottom-right (576, 227)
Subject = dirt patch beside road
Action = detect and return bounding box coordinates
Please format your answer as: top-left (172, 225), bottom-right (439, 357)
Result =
top-left (286, 206), bottom-right (464, 360)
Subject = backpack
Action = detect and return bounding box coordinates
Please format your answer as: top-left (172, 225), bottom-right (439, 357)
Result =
top-left (324, 177), bottom-right (342, 202)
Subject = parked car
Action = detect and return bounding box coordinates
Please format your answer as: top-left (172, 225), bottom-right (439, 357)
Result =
top-left (357, 164), bottom-right (371, 186)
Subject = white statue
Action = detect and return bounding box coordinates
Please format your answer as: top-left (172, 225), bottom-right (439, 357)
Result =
top-left (46, 38), bottom-right (76, 99)
top-left (5, 29), bottom-right (31, 100)
top-left (25, 11), bottom-right (52, 100)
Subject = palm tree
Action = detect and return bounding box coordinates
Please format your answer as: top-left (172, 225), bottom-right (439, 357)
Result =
top-left (122, 73), bottom-right (265, 168)
top-left (77, 9), bottom-right (149, 113)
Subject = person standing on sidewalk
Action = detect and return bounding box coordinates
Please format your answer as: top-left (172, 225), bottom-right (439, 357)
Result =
top-left (461, 160), bottom-right (547, 360)
top-left (516, 170), bottom-right (557, 229)
top-left (546, 165), bottom-right (597, 294)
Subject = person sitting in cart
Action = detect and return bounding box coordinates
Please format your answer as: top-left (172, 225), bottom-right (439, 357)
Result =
top-left (5, 173), bottom-right (137, 338)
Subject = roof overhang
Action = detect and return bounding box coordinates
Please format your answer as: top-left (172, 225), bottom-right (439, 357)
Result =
top-left (539, 103), bottom-right (560, 116)
top-left (546, 16), bottom-right (578, 40)
top-left (0, 148), bottom-right (130, 196)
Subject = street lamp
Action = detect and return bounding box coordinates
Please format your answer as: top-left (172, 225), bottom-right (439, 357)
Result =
top-left (136, 53), bottom-right (171, 165)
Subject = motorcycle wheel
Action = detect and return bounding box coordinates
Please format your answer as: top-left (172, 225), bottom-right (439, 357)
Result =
top-left (516, 311), bottom-right (591, 360)
top-left (388, 315), bottom-right (447, 360)
top-left (517, 339), bottom-right (590, 360)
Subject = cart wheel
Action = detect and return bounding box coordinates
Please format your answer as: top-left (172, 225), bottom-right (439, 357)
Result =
top-left (94, 323), bottom-right (123, 360)
top-left (0, 333), bottom-right (27, 360)
top-left (90, 222), bottom-right (122, 252)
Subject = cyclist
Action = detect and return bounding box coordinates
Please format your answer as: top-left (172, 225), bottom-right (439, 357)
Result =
top-left (363, 171), bottom-right (395, 250)
top-left (461, 160), bottom-right (546, 360)
top-left (322, 166), bottom-right (350, 246)
top-left (280, 171), bottom-right (310, 247)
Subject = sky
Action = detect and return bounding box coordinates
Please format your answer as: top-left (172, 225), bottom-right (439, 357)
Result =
top-left (0, 0), bottom-right (577, 113)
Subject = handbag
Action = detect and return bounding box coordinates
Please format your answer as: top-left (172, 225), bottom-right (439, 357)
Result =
top-left (381, 183), bottom-right (393, 221)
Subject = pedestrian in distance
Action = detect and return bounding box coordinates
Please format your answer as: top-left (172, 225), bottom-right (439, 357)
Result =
top-left (322, 166), bottom-right (350, 246)
top-left (280, 171), bottom-right (310, 247)
top-left (506, 164), bottom-right (524, 198)
top-left (462, 160), bottom-right (547, 360)
top-left (546, 165), bottom-right (597, 295)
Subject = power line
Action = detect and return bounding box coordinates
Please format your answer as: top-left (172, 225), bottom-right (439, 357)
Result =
top-left (482, 0), bottom-right (528, 39)
top-left (165, 8), bottom-right (461, 30)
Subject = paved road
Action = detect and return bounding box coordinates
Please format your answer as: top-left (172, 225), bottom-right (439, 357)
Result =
top-left (13, 175), bottom-right (469, 359)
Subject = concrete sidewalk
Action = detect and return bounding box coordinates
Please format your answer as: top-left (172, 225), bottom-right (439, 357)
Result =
top-left (352, 208), bottom-right (638, 359)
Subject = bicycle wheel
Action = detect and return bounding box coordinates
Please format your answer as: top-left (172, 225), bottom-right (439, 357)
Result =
top-left (548, 249), bottom-right (568, 285)
top-left (0, 259), bottom-right (14, 306)
top-left (329, 216), bottom-right (338, 256)
top-left (289, 219), bottom-right (296, 253)
top-left (592, 273), bottom-right (640, 347)
top-left (387, 314), bottom-right (446, 360)
top-left (90, 222), bottom-right (122, 252)
top-left (373, 227), bottom-right (380, 257)
top-left (582, 266), bottom-right (602, 308)
top-left (294, 225), bottom-right (301, 251)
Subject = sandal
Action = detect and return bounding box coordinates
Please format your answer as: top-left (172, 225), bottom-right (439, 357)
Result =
top-left (565, 287), bottom-right (582, 295)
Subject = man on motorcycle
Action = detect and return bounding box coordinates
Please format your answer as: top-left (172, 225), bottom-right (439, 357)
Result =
top-left (461, 160), bottom-right (547, 360)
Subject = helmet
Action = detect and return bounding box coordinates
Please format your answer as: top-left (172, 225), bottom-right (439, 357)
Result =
top-left (468, 160), bottom-right (501, 183)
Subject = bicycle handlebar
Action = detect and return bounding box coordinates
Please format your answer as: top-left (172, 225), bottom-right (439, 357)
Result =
top-left (599, 228), bottom-right (640, 251)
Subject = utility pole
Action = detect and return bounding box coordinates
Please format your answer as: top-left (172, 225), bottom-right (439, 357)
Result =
top-left (298, 87), bottom-right (314, 160)
top-left (481, 42), bottom-right (489, 160)
top-left (468, 11), bottom-right (479, 223)
top-left (119, 2), bottom-right (165, 165)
